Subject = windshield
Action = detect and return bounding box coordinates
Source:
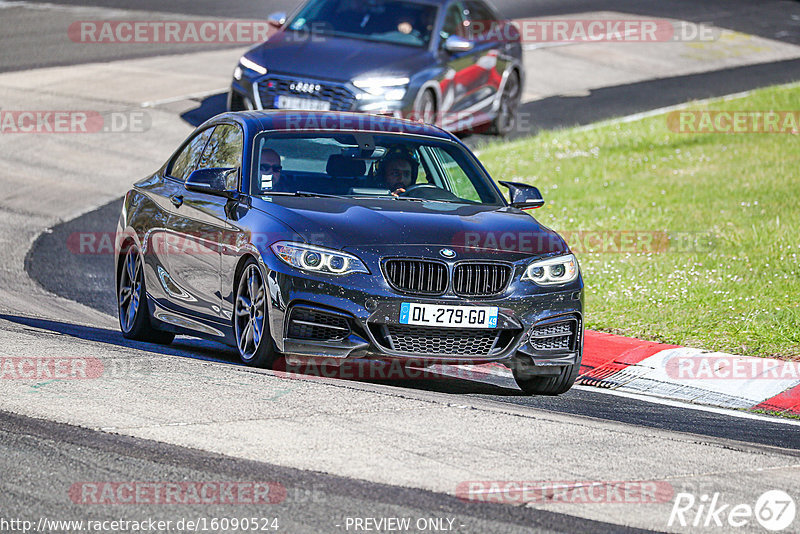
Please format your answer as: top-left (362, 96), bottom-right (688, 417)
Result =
top-left (287, 0), bottom-right (438, 48)
top-left (252, 133), bottom-right (503, 205)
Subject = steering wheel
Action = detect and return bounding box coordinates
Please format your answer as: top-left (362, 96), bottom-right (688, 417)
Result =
top-left (402, 184), bottom-right (440, 194)
top-left (400, 183), bottom-right (461, 202)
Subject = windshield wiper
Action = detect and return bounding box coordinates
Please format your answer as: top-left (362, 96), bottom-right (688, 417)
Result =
top-left (260, 191), bottom-right (349, 199)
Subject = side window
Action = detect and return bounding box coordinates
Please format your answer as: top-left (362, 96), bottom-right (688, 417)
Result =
top-left (198, 124), bottom-right (243, 190)
top-left (429, 146), bottom-right (482, 202)
top-left (440, 3), bottom-right (466, 41)
top-left (464, 0), bottom-right (497, 40)
top-left (167, 128), bottom-right (212, 182)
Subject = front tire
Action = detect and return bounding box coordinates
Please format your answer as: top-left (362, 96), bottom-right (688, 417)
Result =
top-left (413, 89), bottom-right (437, 125)
top-left (512, 358), bottom-right (581, 396)
top-left (118, 245), bottom-right (174, 344)
top-left (234, 260), bottom-right (278, 368)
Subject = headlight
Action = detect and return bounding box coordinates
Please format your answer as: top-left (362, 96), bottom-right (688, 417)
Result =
top-left (353, 77), bottom-right (409, 100)
top-left (239, 56), bottom-right (267, 76)
top-left (522, 254), bottom-right (579, 285)
top-left (271, 242), bottom-right (369, 276)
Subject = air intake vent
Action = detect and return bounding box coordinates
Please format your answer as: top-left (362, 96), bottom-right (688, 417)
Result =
top-left (384, 325), bottom-right (501, 356)
top-left (287, 307), bottom-right (350, 341)
top-left (453, 263), bottom-right (512, 296)
top-left (383, 259), bottom-right (447, 295)
top-left (529, 318), bottom-right (579, 352)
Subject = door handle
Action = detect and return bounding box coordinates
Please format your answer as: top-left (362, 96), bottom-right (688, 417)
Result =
top-left (169, 194), bottom-right (184, 208)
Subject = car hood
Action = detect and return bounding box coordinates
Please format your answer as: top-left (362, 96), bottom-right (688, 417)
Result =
top-left (247, 32), bottom-right (434, 81)
top-left (251, 197), bottom-right (568, 259)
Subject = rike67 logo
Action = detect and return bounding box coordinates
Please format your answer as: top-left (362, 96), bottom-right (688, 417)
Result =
top-left (669, 490), bottom-right (795, 531)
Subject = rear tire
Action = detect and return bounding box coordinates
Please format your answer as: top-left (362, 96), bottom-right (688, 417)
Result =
top-left (512, 358), bottom-right (581, 396)
top-left (234, 260), bottom-right (278, 368)
top-left (489, 70), bottom-right (521, 136)
top-left (118, 244), bottom-right (174, 345)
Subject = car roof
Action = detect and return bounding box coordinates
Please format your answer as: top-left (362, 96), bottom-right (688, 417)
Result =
top-left (209, 110), bottom-right (457, 142)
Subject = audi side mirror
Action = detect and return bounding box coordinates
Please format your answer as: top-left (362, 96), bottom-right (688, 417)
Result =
top-left (444, 35), bottom-right (474, 53)
top-left (267, 12), bottom-right (287, 28)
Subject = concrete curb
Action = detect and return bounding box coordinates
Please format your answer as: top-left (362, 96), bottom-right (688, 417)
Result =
top-left (578, 331), bottom-right (800, 415)
top-left (437, 331), bottom-right (800, 416)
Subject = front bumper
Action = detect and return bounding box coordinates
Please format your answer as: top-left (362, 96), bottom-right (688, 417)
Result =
top-left (229, 74), bottom-right (412, 118)
top-left (265, 258), bottom-right (583, 368)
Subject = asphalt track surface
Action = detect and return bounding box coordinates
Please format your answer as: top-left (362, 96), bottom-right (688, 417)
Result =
top-left (2, 0), bottom-right (799, 72)
top-left (5, 1), bottom-right (800, 532)
top-left (3, 410), bottom-right (659, 534)
top-left (24, 200), bottom-right (800, 451)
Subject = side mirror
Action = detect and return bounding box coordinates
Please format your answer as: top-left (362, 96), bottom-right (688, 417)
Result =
top-left (185, 168), bottom-right (239, 199)
top-left (499, 181), bottom-right (545, 210)
top-left (267, 12), bottom-right (287, 28)
top-left (444, 35), bottom-right (474, 53)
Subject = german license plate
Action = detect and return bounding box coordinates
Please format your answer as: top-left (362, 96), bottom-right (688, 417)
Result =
top-left (274, 95), bottom-right (331, 111)
top-left (399, 303), bottom-right (498, 329)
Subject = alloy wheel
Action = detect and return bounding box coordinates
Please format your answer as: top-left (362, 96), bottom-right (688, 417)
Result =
top-left (235, 264), bottom-right (267, 361)
top-left (119, 246), bottom-right (142, 333)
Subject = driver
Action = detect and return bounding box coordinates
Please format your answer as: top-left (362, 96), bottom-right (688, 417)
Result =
top-left (378, 148), bottom-right (418, 196)
top-left (259, 148), bottom-right (284, 191)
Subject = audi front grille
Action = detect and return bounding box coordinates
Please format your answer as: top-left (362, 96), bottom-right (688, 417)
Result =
top-left (257, 77), bottom-right (356, 112)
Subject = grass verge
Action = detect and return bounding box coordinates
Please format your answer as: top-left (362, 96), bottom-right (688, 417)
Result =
top-left (479, 83), bottom-right (800, 358)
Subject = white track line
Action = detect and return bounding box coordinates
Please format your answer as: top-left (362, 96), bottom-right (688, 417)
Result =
top-left (575, 80), bottom-right (800, 131)
top-left (141, 87), bottom-right (230, 108)
top-left (573, 385), bottom-right (800, 426)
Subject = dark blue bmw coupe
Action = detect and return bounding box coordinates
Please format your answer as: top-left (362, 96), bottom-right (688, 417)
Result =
top-left (116, 111), bottom-right (583, 394)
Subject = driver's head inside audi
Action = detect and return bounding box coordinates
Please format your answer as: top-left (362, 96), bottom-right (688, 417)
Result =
top-left (116, 111), bottom-right (583, 395)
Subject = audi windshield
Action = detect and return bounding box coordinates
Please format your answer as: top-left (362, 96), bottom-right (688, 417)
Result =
top-left (286, 0), bottom-right (438, 48)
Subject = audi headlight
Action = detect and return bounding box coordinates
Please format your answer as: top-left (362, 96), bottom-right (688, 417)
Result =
top-left (353, 77), bottom-right (409, 100)
top-left (271, 242), bottom-right (369, 276)
top-left (239, 56), bottom-right (267, 76)
top-left (523, 254), bottom-right (579, 285)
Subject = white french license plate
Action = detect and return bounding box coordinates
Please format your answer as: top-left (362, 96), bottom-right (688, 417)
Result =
top-left (275, 95), bottom-right (331, 111)
top-left (399, 303), bottom-right (498, 329)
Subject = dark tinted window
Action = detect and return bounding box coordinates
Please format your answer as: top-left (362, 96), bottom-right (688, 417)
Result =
top-left (198, 124), bottom-right (243, 190)
top-left (441, 2), bottom-right (467, 40)
top-left (289, 0), bottom-right (438, 47)
top-left (464, 0), bottom-right (495, 24)
top-left (464, 0), bottom-right (504, 41)
top-left (168, 128), bottom-right (212, 182)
